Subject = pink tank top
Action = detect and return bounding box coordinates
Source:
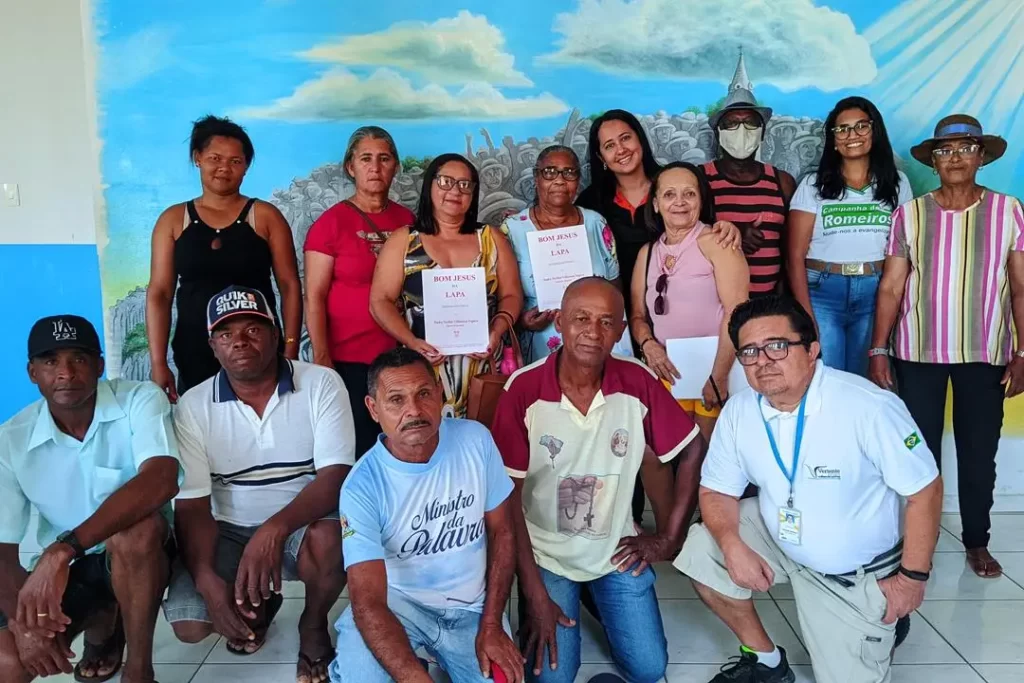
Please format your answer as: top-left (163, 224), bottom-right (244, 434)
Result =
top-left (645, 223), bottom-right (724, 343)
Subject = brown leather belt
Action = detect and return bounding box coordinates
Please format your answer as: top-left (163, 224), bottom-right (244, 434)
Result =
top-left (805, 258), bottom-right (885, 276)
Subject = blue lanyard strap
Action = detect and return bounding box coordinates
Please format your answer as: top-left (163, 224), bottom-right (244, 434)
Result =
top-left (759, 393), bottom-right (808, 508)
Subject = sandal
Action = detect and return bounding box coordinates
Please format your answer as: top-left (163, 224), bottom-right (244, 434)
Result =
top-left (73, 616), bottom-right (125, 683)
top-left (966, 548), bottom-right (1003, 578)
top-left (296, 652), bottom-right (332, 683)
top-left (225, 592), bottom-right (284, 656)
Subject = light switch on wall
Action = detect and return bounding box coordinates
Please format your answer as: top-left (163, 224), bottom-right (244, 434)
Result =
top-left (2, 183), bottom-right (20, 207)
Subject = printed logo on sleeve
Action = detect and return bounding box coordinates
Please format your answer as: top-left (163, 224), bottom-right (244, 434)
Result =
top-left (340, 516), bottom-right (355, 539)
top-left (904, 432), bottom-right (922, 450)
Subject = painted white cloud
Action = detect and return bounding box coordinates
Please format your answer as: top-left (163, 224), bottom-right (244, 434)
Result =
top-left (299, 11), bottom-right (532, 87)
top-left (541, 0), bottom-right (876, 92)
top-left (234, 68), bottom-right (568, 122)
top-left (101, 24), bottom-right (177, 91)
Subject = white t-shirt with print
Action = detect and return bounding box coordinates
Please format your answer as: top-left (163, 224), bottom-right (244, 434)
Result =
top-left (791, 171), bottom-right (913, 263)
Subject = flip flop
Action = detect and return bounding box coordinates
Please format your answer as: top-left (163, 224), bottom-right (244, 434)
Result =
top-left (225, 592), bottom-right (284, 656)
top-left (73, 617), bottom-right (125, 683)
top-left (296, 652), bottom-right (332, 683)
top-left (966, 548), bottom-right (1003, 579)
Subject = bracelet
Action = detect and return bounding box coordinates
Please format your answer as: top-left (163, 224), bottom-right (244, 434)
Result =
top-left (898, 565), bottom-right (930, 582)
top-left (639, 337), bottom-right (656, 350)
top-left (867, 347), bottom-right (889, 358)
top-left (285, 337), bottom-right (297, 344)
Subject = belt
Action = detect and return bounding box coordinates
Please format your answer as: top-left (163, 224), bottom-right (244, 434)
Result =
top-left (805, 258), bottom-right (885, 276)
top-left (823, 539), bottom-right (903, 588)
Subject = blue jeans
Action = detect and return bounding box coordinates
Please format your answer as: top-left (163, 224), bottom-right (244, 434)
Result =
top-left (806, 268), bottom-right (880, 376)
top-left (330, 590), bottom-right (508, 683)
top-left (520, 566), bottom-right (667, 683)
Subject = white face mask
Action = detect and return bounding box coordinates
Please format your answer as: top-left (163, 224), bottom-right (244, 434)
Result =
top-left (719, 126), bottom-right (763, 160)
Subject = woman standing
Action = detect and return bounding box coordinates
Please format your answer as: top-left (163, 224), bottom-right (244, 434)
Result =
top-left (501, 145), bottom-right (622, 363)
top-left (577, 110), bottom-right (663, 320)
top-left (870, 115), bottom-right (1023, 578)
top-left (629, 162), bottom-right (749, 442)
top-left (787, 97), bottom-right (912, 376)
top-left (304, 126), bottom-right (415, 457)
top-left (369, 154), bottom-right (523, 418)
top-left (147, 116), bottom-right (302, 399)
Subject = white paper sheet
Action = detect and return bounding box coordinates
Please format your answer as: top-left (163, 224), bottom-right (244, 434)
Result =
top-left (422, 267), bottom-right (489, 355)
top-left (664, 336), bottom-right (749, 399)
top-left (526, 225), bottom-right (593, 311)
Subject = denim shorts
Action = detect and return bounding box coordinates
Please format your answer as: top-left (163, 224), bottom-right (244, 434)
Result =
top-left (162, 520), bottom-right (311, 624)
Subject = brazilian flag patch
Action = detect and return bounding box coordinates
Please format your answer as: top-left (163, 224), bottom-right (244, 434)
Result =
top-left (904, 432), bottom-right (922, 450)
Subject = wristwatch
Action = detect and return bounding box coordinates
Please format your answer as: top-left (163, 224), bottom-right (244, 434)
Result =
top-left (55, 530), bottom-right (86, 560)
top-left (898, 565), bottom-right (930, 582)
top-left (867, 347), bottom-right (889, 358)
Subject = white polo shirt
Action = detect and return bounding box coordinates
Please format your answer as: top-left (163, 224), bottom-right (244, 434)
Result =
top-left (175, 359), bottom-right (356, 527)
top-left (701, 361), bottom-right (939, 575)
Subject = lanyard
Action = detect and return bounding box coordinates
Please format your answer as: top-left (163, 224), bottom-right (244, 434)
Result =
top-left (758, 393), bottom-right (807, 509)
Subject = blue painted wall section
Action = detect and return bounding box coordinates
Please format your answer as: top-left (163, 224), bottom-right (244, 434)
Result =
top-left (0, 245), bottom-right (105, 421)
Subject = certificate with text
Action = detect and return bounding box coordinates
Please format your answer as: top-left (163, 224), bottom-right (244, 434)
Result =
top-left (665, 336), bottom-right (749, 399)
top-left (422, 267), bottom-right (490, 355)
top-left (526, 225), bottom-right (594, 311)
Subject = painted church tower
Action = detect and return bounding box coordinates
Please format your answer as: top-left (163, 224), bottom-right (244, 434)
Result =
top-left (729, 49), bottom-right (753, 93)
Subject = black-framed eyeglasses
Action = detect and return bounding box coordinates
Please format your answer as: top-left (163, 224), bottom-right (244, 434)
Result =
top-left (536, 166), bottom-right (581, 181)
top-left (832, 120), bottom-right (873, 139)
top-left (435, 174), bottom-right (476, 194)
top-left (932, 144), bottom-right (981, 159)
top-left (719, 120), bottom-right (761, 131)
top-left (736, 339), bottom-right (808, 366)
top-left (654, 274), bottom-right (669, 316)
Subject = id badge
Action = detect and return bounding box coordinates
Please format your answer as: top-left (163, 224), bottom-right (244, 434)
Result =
top-left (777, 507), bottom-right (802, 545)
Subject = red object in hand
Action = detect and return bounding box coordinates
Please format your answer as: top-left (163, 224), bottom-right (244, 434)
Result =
top-left (491, 664), bottom-right (507, 683)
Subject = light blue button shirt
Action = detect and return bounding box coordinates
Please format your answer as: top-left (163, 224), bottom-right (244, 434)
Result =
top-left (0, 379), bottom-right (181, 554)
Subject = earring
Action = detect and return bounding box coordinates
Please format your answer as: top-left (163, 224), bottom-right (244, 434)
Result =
top-left (602, 161), bottom-right (607, 170)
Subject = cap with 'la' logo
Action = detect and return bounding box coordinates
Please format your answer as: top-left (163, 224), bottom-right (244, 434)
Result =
top-left (27, 315), bottom-right (103, 359)
top-left (207, 285), bottom-right (276, 334)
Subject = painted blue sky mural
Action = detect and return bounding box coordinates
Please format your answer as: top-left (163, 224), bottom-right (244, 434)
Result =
top-left (93, 0), bottom-right (1024, 320)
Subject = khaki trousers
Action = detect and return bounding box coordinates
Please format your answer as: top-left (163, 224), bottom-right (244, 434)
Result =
top-left (674, 499), bottom-right (896, 683)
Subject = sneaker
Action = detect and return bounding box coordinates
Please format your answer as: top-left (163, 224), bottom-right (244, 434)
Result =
top-left (894, 614), bottom-right (911, 649)
top-left (710, 646), bottom-right (796, 682)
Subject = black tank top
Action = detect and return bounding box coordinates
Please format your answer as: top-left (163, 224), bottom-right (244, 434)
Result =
top-left (171, 198), bottom-right (277, 393)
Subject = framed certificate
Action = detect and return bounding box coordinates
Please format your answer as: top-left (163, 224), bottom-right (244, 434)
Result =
top-left (422, 267), bottom-right (490, 355)
top-left (526, 225), bottom-right (594, 311)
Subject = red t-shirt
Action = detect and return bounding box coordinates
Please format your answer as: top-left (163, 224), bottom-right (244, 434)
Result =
top-left (303, 200), bottom-right (415, 364)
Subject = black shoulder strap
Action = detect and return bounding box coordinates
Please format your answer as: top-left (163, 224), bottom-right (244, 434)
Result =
top-left (185, 200), bottom-right (201, 224)
top-left (235, 197), bottom-right (258, 225)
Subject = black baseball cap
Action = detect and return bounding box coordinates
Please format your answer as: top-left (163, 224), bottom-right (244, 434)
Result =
top-left (207, 285), bottom-right (276, 334)
top-left (28, 315), bottom-right (103, 359)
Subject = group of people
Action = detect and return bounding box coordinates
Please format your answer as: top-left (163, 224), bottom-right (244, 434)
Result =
top-left (1, 86), bottom-right (1022, 683)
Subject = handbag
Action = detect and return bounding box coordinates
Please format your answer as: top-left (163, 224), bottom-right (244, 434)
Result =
top-left (466, 310), bottom-right (523, 428)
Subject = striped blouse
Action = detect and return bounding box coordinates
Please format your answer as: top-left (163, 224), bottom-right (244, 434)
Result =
top-left (702, 161), bottom-right (788, 296)
top-left (886, 191), bottom-right (1024, 365)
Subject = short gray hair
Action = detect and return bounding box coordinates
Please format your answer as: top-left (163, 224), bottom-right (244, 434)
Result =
top-left (535, 144), bottom-right (580, 170)
top-left (342, 126), bottom-right (400, 181)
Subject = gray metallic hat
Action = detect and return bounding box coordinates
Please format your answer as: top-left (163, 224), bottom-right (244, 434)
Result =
top-left (708, 87), bottom-right (773, 131)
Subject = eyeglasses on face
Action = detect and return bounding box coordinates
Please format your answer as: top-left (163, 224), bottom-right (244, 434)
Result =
top-left (932, 144), bottom-right (981, 159)
top-left (536, 166), bottom-right (581, 181)
top-left (832, 120), bottom-right (873, 139)
top-left (654, 274), bottom-right (669, 316)
top-left (435, 174), bottom-right (476, 194)
top-left (719, 120), bottom-right (761, 132)
top-left (736, 339), bottom-right (808, 366)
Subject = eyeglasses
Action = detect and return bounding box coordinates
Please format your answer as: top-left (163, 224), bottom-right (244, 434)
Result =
top-left (932, 144), bottom-right (981, 159)
top-left (832, 121), bottom-right (873, 139)
top-left (435, 174), bottom-right (476, 194)
top-left (654, 274), bottom-right (669, 316)
top-left (736, 339), bottom-right (808, 366)
top-left (719, 120), bottom-right (761, 132)
top-left (536, 166), bottom-right (581, 181)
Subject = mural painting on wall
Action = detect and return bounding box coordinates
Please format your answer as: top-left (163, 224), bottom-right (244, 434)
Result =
top-left (94, 0), bottom-right (1024, 390)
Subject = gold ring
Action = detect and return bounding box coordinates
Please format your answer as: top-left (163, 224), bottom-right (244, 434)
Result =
top-left (36, 613), bottom-right (48, 617)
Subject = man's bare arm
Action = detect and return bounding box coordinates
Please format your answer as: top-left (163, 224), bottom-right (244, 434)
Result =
top-left (698, 486), bottom-right (743, 554)
top-left (902, 476), bottom-right (943, 574)
top-left (348, 560), bottom-right (432, 683)
top-left (643, 434), bottom-right (708, 546)
top-left (264, 464), bottom-right (350, 536)
top-left (0, 544), bottom-right (28, 617)
top-left (481, 497), bottom-right (516, 627)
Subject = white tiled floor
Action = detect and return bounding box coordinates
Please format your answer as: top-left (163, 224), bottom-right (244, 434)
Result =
top-left (21, 513), bottom-right (1024, 682)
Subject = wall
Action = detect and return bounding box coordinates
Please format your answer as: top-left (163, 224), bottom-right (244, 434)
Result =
top-left (0, 0), bottom-right (105, 420)
top-left (2, 0), bottom-right (1023, 511)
